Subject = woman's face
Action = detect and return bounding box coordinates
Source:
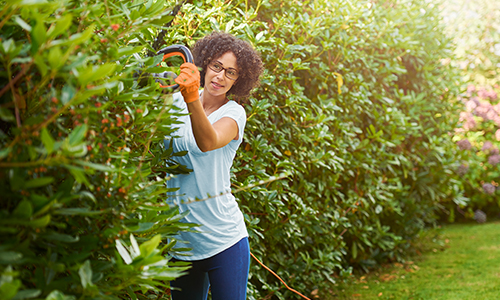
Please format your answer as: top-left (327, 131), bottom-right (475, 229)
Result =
top-left (203, 51), bottom-right (238, 99)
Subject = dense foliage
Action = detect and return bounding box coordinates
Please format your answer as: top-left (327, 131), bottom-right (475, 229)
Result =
top-left (164, 0), bottom-right (464, 298)
top-left (240, 0), bottom-right (463, 298)
top-left (0, 1), bottom-right (193, 299)
top-left (1, 0), bottom-right (470, 299)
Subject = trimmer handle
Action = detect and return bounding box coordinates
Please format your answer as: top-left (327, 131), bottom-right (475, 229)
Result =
top-left (156, 44), bottom-right (194, 90)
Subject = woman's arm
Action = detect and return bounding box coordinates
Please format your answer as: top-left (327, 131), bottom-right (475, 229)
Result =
top-left (187, 100), bottom-right (238, 152)
top-left (174, 63), bottom-right (239, 152)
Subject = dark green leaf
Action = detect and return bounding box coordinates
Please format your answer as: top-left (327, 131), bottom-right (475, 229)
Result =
top-left (47, 14), bottom-right (72, 39)
top-left (42, 232), bottom-right (79, 243)
top-left (0, 108), bottom-right (15, 122)
top-left (23, 177), bottom-right (54, 189)
top-left (78, 260), bottom-right (94, 289)
top-left (12, 289), bottom-right (41, 300)
top-left (12, 199), bottom-right (33, 218)
top-left (68, 125), bottom-right (87, 146)
top-left (0, 251), bottom-right (23, 264)
top-left (31, 17), bottom-right (46, 54)
top-left (53, 208), bottom-right (104, 216)
top-left (139, 235), bottom-right (161, 258)
top-left (41, 128), bottom-right (55, 154)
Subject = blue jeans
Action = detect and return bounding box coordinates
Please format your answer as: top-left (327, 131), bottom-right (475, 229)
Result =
top-left (170, 237), bottom-right (250, 300)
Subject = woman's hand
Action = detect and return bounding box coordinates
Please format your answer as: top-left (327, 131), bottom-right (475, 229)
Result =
top-left (174, 63), bottom-right (200, 103)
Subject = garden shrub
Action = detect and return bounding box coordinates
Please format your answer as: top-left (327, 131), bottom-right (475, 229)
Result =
top-left (1, 0), bottom-right (468, 299)
top-left (0, 1), bottom-right (194, 299)
top-left (165, 0), bottom-right (465, 298)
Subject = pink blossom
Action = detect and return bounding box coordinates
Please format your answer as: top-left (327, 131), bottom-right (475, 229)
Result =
top-left (471, 97), bottom-right (480, 106)
top-left (474, 209), bottom-right (487, 223)
top-left (467, 84), bottom-right (476, 94)
top-left (457, 139), bottom-right (472, 150)
top-left (478, 89), bottom-right (488, 99)
top-left (479, 101), bottom-right (492, 108)
top-left (459, 112), bottom-right (476, 130)
top-left (486, 109), bottom-right (497, 121)
top-left (488, 91), bottom-right (498, 101)
top-left (488, 154), bottom-right (500, 165)
top-left (465, 100), bottom-right (478, 111)
top-left (482, 141), bottom-right (493, 151)
top-left (494, 116), bottom-right (500, 127)
top-left (494, 104), bottom-right (500, 112)
top-left (482, 183), bottom-right (496, 195)
top-left (477, 89), bottom-right (498, 101)
top-left (474, 104), bottom-right (498, 121)
top-left (457, 164), bottom-right (469, 176)
top-left (465, 118), bottom-right (476, 130)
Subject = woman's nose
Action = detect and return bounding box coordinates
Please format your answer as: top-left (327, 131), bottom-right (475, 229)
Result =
top-left (215, 71), bottom-right (225, 80)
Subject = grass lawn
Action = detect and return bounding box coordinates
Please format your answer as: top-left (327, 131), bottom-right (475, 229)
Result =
top-left (326, 221), bottom-right (500, 300)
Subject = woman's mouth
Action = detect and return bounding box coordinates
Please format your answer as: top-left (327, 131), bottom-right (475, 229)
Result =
top-left (211, 81), bottom-right (224, 89)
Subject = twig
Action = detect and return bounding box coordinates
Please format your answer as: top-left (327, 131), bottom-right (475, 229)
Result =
top-left (0, 6), bottom-right (17, 32)
top-left (0, 62), bottom-right (33, 99)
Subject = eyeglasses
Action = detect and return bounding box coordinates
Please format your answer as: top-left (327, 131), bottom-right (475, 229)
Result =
top-left (208, 61), bottom-right (239, 81)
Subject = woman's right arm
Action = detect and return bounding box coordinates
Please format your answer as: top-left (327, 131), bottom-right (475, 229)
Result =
top-left (175, 63), bottom-right (239, 152)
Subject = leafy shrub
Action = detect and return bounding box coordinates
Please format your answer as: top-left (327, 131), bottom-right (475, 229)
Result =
top-left (165, 0), bottom-right (465, 298)
top-left (0, 1), bottom-right (193, 299)
top-left (1, 0), bottom-right (469, 299)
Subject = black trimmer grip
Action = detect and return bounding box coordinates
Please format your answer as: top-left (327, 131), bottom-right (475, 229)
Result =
top-left (157, 44), bottom-right (194, 64)
top-left (156, 45), bottom-right (194, 90)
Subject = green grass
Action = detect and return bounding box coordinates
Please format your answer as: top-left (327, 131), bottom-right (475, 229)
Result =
top-left (326, 222), bottom-right (500, 300)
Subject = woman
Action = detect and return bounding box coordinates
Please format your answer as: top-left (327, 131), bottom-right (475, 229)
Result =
top-left (166, 31), bottom-right (263, 300)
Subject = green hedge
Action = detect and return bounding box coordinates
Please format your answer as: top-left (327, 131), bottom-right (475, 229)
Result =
top-left (166, 0), bottom-right (465, 298)
top-left (1, 0), bottom-right (466, 299)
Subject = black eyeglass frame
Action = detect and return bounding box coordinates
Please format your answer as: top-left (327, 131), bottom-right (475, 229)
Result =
top-left (208, 61), bottom-right (239, 81)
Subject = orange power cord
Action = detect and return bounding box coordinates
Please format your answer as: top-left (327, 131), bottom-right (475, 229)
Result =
top-left (250, 252), bottom-right (311, 300)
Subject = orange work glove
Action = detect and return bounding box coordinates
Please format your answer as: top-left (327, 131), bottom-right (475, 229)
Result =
top-left (174, 63), bottom-right (200, 103)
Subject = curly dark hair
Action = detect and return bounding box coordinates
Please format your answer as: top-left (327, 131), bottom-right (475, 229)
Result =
top-left (192, 31), bottom-right (263, 102)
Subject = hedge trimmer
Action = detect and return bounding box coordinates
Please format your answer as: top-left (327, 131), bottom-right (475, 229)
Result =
top-left (135, 44), bottom-right (194, 91)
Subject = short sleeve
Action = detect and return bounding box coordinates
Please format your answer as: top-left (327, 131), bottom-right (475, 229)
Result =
top-left (210, 102), bottom-right (246, 153)
top-left (223, 103), bottom-right (246, 142)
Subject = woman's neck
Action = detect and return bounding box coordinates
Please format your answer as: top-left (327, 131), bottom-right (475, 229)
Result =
top-left (200, 92), bottom-right (228, 116)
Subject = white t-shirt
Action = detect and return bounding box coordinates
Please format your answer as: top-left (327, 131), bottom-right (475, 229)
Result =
top-left (165, 91), bottom-right (248, 260)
